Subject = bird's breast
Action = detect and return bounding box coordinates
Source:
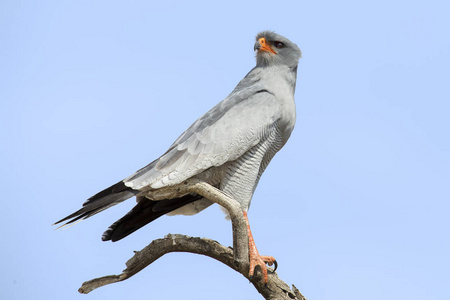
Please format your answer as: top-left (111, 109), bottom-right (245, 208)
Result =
top-left (261, 70), bottom-right (297, 141)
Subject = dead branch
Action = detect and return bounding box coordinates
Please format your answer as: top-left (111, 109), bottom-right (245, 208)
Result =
top-left (78, 179), bottom-right (306, 300)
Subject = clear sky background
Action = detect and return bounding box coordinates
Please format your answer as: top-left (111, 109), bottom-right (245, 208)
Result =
top-left (1, 1), bottom-right (449, 299)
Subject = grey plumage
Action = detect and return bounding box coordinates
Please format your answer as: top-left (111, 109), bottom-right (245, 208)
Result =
top-left (54, 31), bottom-right (302, 242)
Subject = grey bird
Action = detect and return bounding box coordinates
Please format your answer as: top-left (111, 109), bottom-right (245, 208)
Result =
top-left (55, 31), bottom-right (302, 283)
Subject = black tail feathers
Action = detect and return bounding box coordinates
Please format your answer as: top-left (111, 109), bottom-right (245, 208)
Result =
top-left (102, 194), bottom-right (202, 242)
top-left (54, 181), bottom-right (138, 227)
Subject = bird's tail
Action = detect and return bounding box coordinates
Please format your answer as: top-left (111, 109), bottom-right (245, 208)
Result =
top-left (53, 181), bottom-right (138, 228)
top-left (101, 194), bottom-right (202, 242)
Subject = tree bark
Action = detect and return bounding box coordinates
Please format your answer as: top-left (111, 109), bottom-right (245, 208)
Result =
top-left (78, 179), bottom-right (306, 300)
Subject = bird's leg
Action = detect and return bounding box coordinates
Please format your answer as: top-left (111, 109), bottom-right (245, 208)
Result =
top-left (243, 211), bottom-right (277, 284)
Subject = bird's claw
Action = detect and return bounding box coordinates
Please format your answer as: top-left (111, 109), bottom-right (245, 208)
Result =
top-left (249, 255), bottom-right (277, 284)
top-left (271, 259), bottom-right (278, 272)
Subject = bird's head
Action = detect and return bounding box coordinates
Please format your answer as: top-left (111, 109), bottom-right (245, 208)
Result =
top-left (254, 31), bottom-right (302, 68)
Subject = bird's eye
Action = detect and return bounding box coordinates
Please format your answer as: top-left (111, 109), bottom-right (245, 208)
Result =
top-left (274, 41), bottom-right (285, 49)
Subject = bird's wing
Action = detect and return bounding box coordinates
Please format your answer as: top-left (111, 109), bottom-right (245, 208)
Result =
top-left (125, 89), bottom-right (280, 190)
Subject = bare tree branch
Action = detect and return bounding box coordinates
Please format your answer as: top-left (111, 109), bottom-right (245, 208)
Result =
top-left (78, 179), bottom-right (306, 300)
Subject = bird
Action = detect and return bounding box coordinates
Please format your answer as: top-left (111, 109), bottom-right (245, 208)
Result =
top-left (55, 31), bottom-right (302, 283)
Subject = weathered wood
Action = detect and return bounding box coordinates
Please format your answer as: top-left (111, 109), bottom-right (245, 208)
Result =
top-left (78, 180), bottom-right (306, 299)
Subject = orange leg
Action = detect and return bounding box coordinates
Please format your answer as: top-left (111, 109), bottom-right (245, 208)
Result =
top-left (243, 211), bottom-right (277, 284)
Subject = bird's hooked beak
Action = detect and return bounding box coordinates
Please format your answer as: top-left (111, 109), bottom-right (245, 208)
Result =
top-left (254, 37), bottom-right (277, 54)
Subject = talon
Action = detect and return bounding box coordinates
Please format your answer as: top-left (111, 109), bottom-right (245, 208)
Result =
top-left (243, 211), bottom-right (276, 284)
top-left (273, 259), bottom-right (278, 272)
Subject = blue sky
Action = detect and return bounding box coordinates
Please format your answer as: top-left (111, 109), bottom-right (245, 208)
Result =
top-left (1, 0), bottom-right (449, 299)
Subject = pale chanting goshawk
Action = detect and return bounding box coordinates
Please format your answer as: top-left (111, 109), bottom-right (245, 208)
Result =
top-left (55, 31), bottom-right (302, 283)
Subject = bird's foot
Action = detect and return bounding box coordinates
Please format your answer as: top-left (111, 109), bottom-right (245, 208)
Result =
top-left (243, 211), bottom-right (277, 284)
top-left (249, 252), bottom-right (277, 284)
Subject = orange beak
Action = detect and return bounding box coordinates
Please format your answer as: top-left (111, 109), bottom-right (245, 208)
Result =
top-left (256, 37), bottom-right (276, 54)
